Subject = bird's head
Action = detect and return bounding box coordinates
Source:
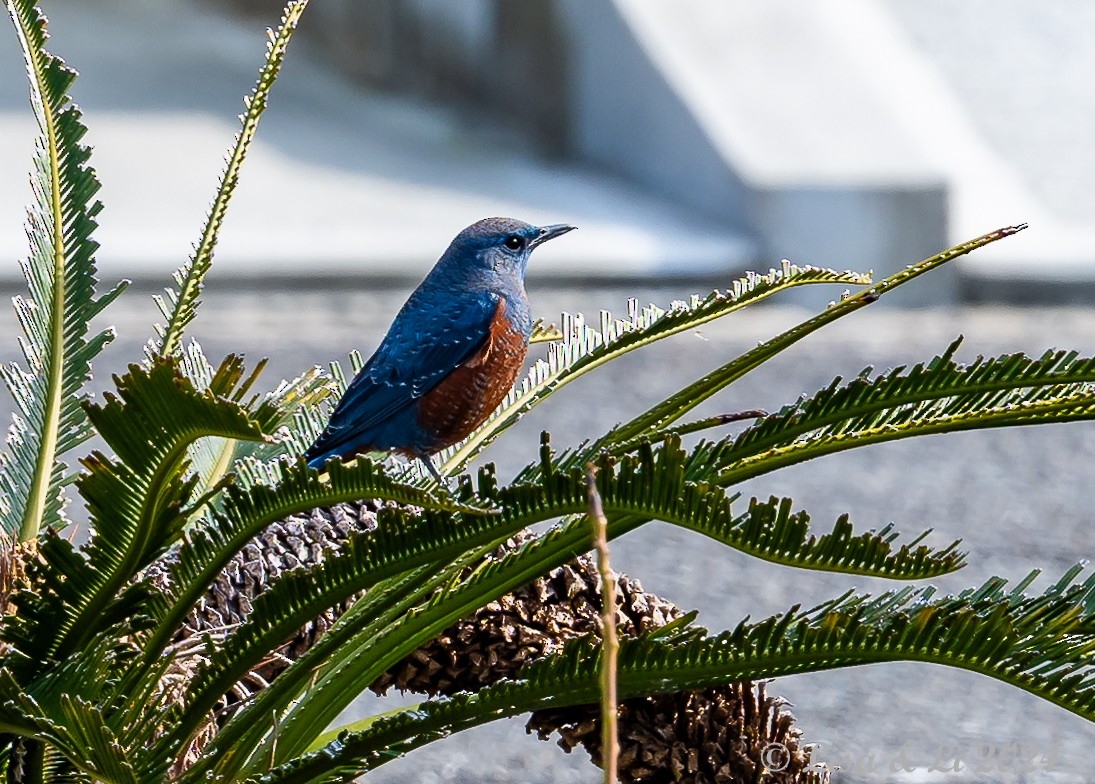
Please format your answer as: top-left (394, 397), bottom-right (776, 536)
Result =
top-left (441, 217), bottom-right (576, 285)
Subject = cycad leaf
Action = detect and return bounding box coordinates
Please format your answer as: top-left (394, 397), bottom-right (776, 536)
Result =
top-left (602, 226), bottom-right (1028, 451)
top-left (176, 340), bottom-right (241, 497)
top-left (13, 356), bottom-right (272, 665)
top-left (208, 363), bottom-right (334, 499)
top-left (0, 0), bottom-right (127, 540)
top-left (0, 670), bottom-right (128, 782)
top-left (705, 343), bottom-right (1095, 486)
top-left (437, 263), bottom-right (871, 475)
top-left (0, 669), bottom-right (65, 744)
top-left (57, 697), bottom-right (137, 784)
top-left (711, 494), bottom-right (964, 576)
top-left (204, 441), bottom-right (962, 772)
top-left (167, 341), bottom-right (332, 509)
top-left (154, 0), bottom-right (309, 358)
top-left (236, 364), bottom-right (332, 464)
top-left (256, 567), bottom-right (1095, 783)
top-left (136, 454), bottom-right (481, 691)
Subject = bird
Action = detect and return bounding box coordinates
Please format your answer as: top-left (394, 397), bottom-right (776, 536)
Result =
top-left (305, 217), bottom-right (576, 483)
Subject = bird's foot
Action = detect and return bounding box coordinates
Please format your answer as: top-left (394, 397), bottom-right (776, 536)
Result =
top-left (418, 454), bottom-right (458, 498)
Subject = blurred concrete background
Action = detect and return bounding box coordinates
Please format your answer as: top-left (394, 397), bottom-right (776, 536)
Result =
top-left (2, 0), bottom-right (1095, 302)
top-left (2, 1), bottom-right (1095, 782)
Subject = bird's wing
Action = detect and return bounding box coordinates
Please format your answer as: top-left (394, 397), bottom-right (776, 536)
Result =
top-left (308, 293), bottom-right (500, 459)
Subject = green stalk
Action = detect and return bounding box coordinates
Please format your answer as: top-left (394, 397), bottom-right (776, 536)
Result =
top-left (605, 224), bottom-right (1028, 448)
top-left (157, 0), bottom-right (309, 357)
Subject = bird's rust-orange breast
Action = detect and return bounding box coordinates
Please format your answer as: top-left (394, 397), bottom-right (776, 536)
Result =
top-left (416, 299), bottom-right (527, 451)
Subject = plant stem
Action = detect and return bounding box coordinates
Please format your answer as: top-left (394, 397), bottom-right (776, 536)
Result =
top-left (586, 463), bottom-right (618, 784)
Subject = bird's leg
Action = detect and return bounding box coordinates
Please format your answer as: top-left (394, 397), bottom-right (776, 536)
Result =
top-left (417, 453), bottom-right (449, 488)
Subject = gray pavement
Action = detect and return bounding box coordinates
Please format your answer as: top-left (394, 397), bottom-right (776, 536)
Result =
top-left (1, 281), bottom-right (1092, 782)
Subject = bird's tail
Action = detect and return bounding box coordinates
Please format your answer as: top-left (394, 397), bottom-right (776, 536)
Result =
top-left (303, 441), bottom-right (331, 470)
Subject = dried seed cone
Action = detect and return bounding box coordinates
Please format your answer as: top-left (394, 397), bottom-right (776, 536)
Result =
top-left (528, 683), bottom-right (826, 784)
top-left (370, 536), bottom-right (682, 696)
top-left (367, 533), bottom-right (824, 783)
top-left (0, 532), bottom-right (30, 623)
top-left (145, 500), bottom-right (384, 773)
top-left (147, 499), bottom-right (382, 693)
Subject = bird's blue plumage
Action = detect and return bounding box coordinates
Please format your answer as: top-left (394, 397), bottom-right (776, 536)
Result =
top-left (307, 291), bottom-right (498, 462)
top-left (305, 217), bottom-right (575, 479)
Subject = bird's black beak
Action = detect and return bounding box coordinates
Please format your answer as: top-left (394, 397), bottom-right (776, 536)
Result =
top-left (529, 223), bottom-right (576, 249)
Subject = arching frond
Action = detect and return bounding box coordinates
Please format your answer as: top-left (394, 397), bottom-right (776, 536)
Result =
top-left (0, 0), bottom-right (127, 540)
top-left (233, 353), bottom-right (359, 493)
top-left (175, 564), bottom-right (442, 784)
top-left (703, 494), bottom-right (964, 577)
top-left (57, 697), bottom-right (137, 784)
top-left (13, 357), bottom-right (271, 665)
top-left (175, 508), bottom-right (495, 728)
top-left (0, 667), bottom-right (149, 783)
top-left (437, 263), bottom-right (872, 475)
top-left (197, 442), bottom-right (962, 773)
top-left (254, 565), bottom-right (1095, 784)
top-left (0, 669), bottom-right (68, 745)
top-left (136, 455), bottom-right (481, 688)
top-left (153, 0), bottom-right (310, 358)
top-left (176, 340), bottom-right (333, 506)
top-left (601, 226), bottom-right (1028, 451)
top-left (700, 345), bottom-right (1095, 487)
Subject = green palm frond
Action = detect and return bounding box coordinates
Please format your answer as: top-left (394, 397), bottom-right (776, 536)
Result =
top-left (701, 346), bottom-right (1095, 487)
top-left (232, 353), bottom-right (358, 492)
top-left (256, 565), bottom-right (1095, 784)
top-left (0, 531), bottom-right (97, 675)
top-left (137, 455), bottom-right (481, 685)
top-left (57, 697), bottom-right (136, 784)
top-left (0, 669), bottom-right (67, 746)
top-left (239, 365), bottom-right (331, 462)
top-left (179, 564), bottom-right (443, 784)
top-left (0, 0), bottom-right (127, 541)
top-left (154, 0), bottom-right (309, 358)
top-left (166, 509), bottom-right (475, 759)
top-left (0, 668), bottom-right (142, 783)
top-left (15, 357), bottom-right (273, 664)
top-left (177, 340), bottom-right (332, 503)
top-left (699, 494), bottom-right (965, 577)
top-left (436, 263), bottom-right (872, 475)
top-left (601, 338), bottom-right (1095, 489)
top-left (195, 442), bottom-right (963, 772)
top-left (176, 341), bottom-right (261, 499)
top-left (601, 226), bottom-right (1027, 451)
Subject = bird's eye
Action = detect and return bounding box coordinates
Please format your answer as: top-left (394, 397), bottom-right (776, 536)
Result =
top-left (503, 235), bottom-right (524, 251)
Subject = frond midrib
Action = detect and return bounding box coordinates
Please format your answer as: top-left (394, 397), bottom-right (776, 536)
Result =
top-left (717, 390), bottom-right (1095, 486)
top-left (11, 0), bottom-right (65, 542)
top-left (259, 601), bottom-right (1093, 784)
top-left (715, 350), bottom-right (1095, 467)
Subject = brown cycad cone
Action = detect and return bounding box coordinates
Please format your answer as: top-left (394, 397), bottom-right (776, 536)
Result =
top-left (154, 501), bottom-right (826, 783)
top-left (0, 531), bottom-right (30, 624)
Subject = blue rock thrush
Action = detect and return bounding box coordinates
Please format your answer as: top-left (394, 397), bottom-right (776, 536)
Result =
top-left (305, 217), bottom-right (575, 482)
